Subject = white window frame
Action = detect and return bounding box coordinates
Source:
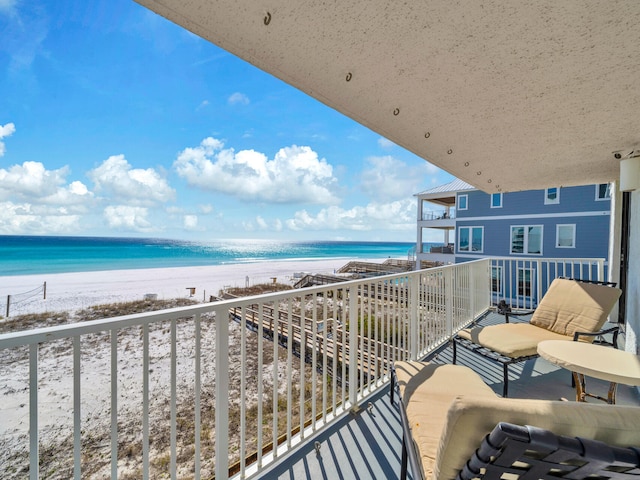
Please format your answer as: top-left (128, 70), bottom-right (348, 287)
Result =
top-left (595, 183), bottom-right (611, 201)
top-left (518, 267), bottom-right (535, 298)
top-left (544, 187), bottom-right (560, 205)
top-left (510, 225), bottom-right (543, 255)
top-left (458, 226), bottom-right (484, 253)
top-left (556, 224), bottom-right (576, 248)
top-left (458, 194), bottom-right (468, 210)
top-left (491, 266), bottom-right (504, 295)
top-left (490, 192), bottom-right (503, 208)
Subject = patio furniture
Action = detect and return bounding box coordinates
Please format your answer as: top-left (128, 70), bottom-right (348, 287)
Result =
top-left (452, 278), bottom-right (622, 397)
top-left (391, 361), bottom-right (640, 480)
top-left (538, 339), bottom-right (640, 404)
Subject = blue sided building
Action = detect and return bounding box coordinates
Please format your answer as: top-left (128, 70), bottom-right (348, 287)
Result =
top-left (415, 180), bottom-right (612, 305)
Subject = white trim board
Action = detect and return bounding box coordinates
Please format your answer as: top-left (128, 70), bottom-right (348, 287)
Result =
top-left (458, 211), bottom-right (609, 222)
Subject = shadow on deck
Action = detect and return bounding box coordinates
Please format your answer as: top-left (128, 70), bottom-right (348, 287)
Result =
top-left (256, 312), bottom-right (640, 480)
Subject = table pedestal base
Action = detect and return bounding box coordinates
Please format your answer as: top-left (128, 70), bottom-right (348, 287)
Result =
top-left (573, 372), bottom-right (618, 404)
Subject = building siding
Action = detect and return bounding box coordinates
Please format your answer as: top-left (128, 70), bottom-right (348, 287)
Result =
top-left (457, 185), bottom-right (609, 218)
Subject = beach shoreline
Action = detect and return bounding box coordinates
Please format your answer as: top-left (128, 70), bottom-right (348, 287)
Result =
top-left (0, 258), bottom-right (379, 316)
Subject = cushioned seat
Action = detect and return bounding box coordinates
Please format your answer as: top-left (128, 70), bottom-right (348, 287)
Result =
top-left (453, 278), bottom-right (622, 396)
top-left (392, 361), bottom-right (640, 480)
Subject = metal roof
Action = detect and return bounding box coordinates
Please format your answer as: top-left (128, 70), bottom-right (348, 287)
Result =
top-left (136, 0), bottom-right (640, 193)
top-left (415, 179), bottom-right (476, 197)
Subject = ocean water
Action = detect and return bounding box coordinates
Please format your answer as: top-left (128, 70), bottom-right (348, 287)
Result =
top-left (0, 236), bottom-right (428, 276)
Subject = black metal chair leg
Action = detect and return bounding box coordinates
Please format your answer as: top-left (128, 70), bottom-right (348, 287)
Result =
top-left (503, 364), bottom-right (509, 397)
top-left (452, 339), bottom-right (457, 364)
top-left (401, 436), bottom-right (408, 480)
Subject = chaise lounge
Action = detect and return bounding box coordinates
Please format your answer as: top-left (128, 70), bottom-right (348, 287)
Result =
top-left (453, 277), bottom-right (622, 397)
top-left (391, 361), bottom-right (640, 480)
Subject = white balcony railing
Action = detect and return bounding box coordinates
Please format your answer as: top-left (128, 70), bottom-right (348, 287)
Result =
top-left (0, 257), bottom-right (605, 479)
top-left (489, 256), bottom-right (607, 310)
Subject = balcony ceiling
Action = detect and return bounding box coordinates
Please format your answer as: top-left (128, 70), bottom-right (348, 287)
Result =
top-left (136, 0), bottom-right (640, 193)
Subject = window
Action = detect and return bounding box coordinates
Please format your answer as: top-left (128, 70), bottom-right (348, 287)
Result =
top-left (458, 194), bottom-right (468, 210)
top-left (596, 183), bottom-right (611, 200)
top-left (556, 224), bottom-right (576, 248)
top-left (491, 266), bottom-right (503, 295)
top-left (511, 225), bottom-right (543, 255)
top-left (544, 187), bottom-right (560, 204)
top-left (490, 193), bottom-right (503, 208)
top-left (518, 268), bottom-right (534, 297)
top-left (458, 226), bottom-right (484, 253)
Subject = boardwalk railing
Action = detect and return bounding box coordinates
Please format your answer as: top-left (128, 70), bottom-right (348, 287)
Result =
top-left (0, 257), bottom-right (604, 479)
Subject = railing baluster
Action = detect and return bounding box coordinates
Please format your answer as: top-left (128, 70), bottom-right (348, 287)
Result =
top-left (111, 329), bottom-right (117, 479)
top-left (272, 300), bottom-right (278, 459)
top-left (299, 296), bottom-right (305, 439)
top-left (73, 336), bottom-right (81, 480)
top-left (143, 323), bottom-right (150, 480)
top-left (215, 306), bottom-right (229, 479)
top-left (170, 319), bottom-right (177, 480)
top-left (257, 304), bottom-right (264, 468)
top-left (311, 294), bottom-right (318, 432)
top-left (348, 287), bottom-right (357, 408)
top-left (194, 314), bottom-right (201, 479)
top-left (240, 305), bottom-right (246, 477)
top-left (29, 342), bottom-right (38, 480)
top-left (286, 300), bottom-right (293, 448)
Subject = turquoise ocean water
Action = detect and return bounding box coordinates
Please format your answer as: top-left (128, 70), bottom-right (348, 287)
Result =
top-left (0, 236), bottom-right (430, 276)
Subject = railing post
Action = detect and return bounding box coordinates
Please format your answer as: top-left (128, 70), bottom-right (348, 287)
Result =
top-left (409, 273), bottom-right (419, 360)
top-left (215, 307), bottom-right (229, 480)
top-left (536, 260), bottom-right (543, 307)
top-left (469, 264), bottom-right (476, 321)
top-left (348, 287), bottom-right (358, 408)
top-left (445, 267), bottom-right (454, 339)
top-left (597, 259), bottom-right (605, 282)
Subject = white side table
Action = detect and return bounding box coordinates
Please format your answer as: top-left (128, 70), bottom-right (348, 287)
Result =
top-left (537, 340), bottom-right (640, 404)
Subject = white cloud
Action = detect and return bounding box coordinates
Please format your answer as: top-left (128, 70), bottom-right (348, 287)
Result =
top-left (0, 201), bottom-right (81, 234)
top-left (0, 161), bottom-right (92, 209)
top-left (255, 216), bottom-right (268, 229)
top-left (377, 137), bottom-right (396, 149)
top-left (174, 138), bottom-right (340, 204)
top-left (286, 199), bottom-right (416, 232)
top-left (228, 92), bottom-right (250, 105)
top-left (196, 99), bottom-right (210, 111)
top-left (103, 205), bottom-right (153, 232)
top-left (199, 204), bottom-right (213, 214)
top-left (89, 155), bottom-right (175, 206)
top-left (0, 122), bottom-right (16, 156)
top-left (184, 214), bottom-right (198, 230)
top-left (360, 156), bottom-right (439, 201)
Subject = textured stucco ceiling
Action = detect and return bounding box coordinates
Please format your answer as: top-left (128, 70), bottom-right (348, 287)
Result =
top-left (136, 0), bottom-right (640, 193)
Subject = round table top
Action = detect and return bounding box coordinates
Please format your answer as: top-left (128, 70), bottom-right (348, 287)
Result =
top-left (537, 340), bottom-right (640, 386)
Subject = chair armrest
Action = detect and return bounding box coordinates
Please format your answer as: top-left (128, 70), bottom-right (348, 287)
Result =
top-left (496, 300), bottom-right (534, 323)
top-left (573, 325), bottom-right (620, 348)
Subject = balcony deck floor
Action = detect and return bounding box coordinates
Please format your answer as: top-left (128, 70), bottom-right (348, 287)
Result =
top-left (255, 312), bottom-right (640, 480)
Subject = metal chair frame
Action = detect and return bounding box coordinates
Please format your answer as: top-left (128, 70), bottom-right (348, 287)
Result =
top-left (459, 421), bottom-right (640, 480)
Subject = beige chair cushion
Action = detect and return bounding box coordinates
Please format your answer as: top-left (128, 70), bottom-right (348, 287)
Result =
top-left (435, 396), bottom-right (640, 480)
top-left (395, 362), bottom-right (640, 480)
top-left (530, 278), bottom-right (621, 336)
top-left (457, 323), bottom-right (575, 357)
top-left (394, 362), bottom-right (496, 479)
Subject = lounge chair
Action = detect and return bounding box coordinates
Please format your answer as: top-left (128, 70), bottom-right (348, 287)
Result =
top-left (453, 278), bottom-right (622, 397)
top-left (391, 361), bottom-right (640, 480)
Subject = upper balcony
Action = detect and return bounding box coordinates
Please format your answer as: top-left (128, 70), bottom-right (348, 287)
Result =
top-left (418, 210), bottom-right (456, 229)
top-left (0, 256), bottom-right (633, 480)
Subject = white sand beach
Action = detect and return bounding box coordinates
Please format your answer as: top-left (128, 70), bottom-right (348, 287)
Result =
top-left (0, 258), bottom-right (363, 316)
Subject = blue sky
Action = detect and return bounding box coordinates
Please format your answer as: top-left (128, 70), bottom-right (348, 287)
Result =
top-left (0, 0), bottom-right (454, 242)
